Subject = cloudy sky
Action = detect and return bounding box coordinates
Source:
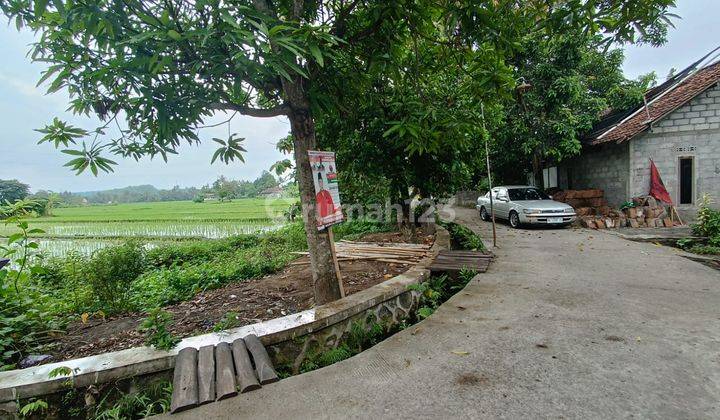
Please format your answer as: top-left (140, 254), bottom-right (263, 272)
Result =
top-left (1, 0), bottom-right (718, 193)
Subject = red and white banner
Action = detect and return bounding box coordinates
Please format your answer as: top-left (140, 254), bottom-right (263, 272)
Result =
top-left (308, 150), bottom-right (343, 230)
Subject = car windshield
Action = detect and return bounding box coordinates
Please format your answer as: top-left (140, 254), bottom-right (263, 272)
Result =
top-left (507, 188), bottom-right (550, 201)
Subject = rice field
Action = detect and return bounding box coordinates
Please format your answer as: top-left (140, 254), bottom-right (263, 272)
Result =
top-left (1, 198), bottom-right (294, 257)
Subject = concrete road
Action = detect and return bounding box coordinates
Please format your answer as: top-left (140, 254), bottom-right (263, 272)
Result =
top-left (169, 206), bottom-right (720, 419)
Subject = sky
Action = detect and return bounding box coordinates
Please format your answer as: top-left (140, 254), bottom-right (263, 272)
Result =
top-left (1, 0), bottom-right (718, 193)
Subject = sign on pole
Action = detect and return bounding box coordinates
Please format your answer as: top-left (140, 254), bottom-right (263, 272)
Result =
top-left (308, 150), bottom-right (344, 230)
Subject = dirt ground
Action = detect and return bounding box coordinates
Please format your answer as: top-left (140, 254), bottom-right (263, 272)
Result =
top-left (47, 230), bottom-right (434, 363)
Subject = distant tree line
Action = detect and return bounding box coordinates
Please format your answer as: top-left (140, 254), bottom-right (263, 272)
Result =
top-left (1, 171), bottom-right (284, 208)
top-left (210, 171), bottom-right (281, 202)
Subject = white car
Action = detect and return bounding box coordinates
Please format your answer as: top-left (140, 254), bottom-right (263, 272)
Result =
top-left (476, 186), bottom-right (576, 228)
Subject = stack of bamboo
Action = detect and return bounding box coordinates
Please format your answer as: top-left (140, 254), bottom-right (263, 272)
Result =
top-left (291, 240), bottom-right (431, 265)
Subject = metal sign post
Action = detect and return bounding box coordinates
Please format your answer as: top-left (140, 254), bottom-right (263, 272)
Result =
top-left (481, 103), bottom-right (497, 248)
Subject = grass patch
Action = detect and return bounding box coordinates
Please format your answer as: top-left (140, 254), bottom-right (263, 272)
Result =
top-left (439, 221), bottom-right (485, 250)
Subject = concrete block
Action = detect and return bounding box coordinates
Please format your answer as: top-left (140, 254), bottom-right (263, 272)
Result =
top-left (685, 111), bottom-right (700, 118)
top-left (707, 115), bottom-right (720, 123)
top-left (690, 117), bottom-right (706, 124)
top-left (701, 110), bottom-right (716, 117)
top-left (695, 123), bottom-right (710, 130)
top-left (691, 104), bottom-right (708, 112)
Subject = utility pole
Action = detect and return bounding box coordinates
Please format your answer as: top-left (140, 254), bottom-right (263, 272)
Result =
top-left (481, 103), bottom-right (497, 248)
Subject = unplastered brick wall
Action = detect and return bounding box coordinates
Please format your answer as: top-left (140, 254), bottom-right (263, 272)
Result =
top-left (630, 83), bottom-right (720, 213)
top-left (558, 141), bottom-right (629, 207)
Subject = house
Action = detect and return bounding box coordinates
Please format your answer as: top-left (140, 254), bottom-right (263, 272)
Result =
top-left (259, 186), bottom-right (284, 198)
top-left (547, 54), bottom-right (720, 217)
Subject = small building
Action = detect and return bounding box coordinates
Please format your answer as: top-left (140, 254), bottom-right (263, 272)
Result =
top-left (259, 186), bottom-right (284, 198)
top-left (548, 58), bottom-right (720, 217)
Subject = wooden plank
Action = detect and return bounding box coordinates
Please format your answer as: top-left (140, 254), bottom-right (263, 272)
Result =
top-left (435, 254), bottom-right (492, 261)
top-left (170, 347), bottom-right (198, 414)
top-left (431, 260), bottom-right (490, 267)
top-left (232, 338), bottom-right (261, 393)
top-left (244, 334), bottom-right (279, 385)
top-left (197, 345), bottom-right (215, 405)
top-left (214, 342), bottom-right (237, 401)
top-left (437, 249), bottom-right (493, 255)
top-left (436, 251), bottom-right (493, 258)
top-left (436, 254), bottom-right (493, 260)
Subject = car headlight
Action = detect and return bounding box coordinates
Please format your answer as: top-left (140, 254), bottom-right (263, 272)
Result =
top-left (522, 209), bottom-right (541, 214)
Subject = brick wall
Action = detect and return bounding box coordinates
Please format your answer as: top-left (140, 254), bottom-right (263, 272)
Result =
top-left (630, 82), bottom-right (720, 216)
top-left (558, 142), bottom-right (630, 207)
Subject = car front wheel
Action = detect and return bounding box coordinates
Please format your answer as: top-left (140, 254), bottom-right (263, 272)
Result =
top-left (509, 211), bottom-right (521, 228)
top-left (480, 206), bottom-right (489, 221)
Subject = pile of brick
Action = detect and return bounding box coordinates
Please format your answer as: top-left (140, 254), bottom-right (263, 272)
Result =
top-left (621, 196), bottom-right (675, 228)
top-left (551, 190), bottom-right (675, 229)
top-left (551, 189), bottom-right (611, 217)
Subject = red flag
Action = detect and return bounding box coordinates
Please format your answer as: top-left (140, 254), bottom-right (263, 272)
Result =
top-left (649, 159), bottom-right (673, 204)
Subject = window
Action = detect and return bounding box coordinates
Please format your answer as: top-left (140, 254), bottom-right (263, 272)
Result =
top-left (543, 166), bottom-right (558, 189)
top-left (508, 188), bottom-right (551, 201)
top-left (679, 157), bottom-right (693, 205)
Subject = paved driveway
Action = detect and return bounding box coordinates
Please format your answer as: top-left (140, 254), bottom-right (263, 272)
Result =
top-left (169, 206), bottom-right (720, 419)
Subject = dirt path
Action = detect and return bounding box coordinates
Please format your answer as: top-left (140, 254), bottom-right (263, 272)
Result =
top-left (166, 205), bottom-right (720, 419)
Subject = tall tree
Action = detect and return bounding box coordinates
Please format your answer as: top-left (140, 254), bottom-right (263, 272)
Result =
top-left (1, 0), bottom-right (676, 303)
top-left (489, 33), bottom-right (657, 184)
top-left (0, 180), bottom-right (30, 203)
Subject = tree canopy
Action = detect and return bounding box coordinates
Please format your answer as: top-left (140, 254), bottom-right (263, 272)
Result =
top-left (488, 32), bottom-right (658, 184)
top-left (0, 179), bottom-right (30, 203)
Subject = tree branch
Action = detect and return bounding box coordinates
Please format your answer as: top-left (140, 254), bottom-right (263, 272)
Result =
top-left (210, 103), bottom-right (290, 118)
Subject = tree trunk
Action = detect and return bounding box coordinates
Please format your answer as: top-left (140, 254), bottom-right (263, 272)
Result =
top-left (283, 79), bottom-right (342, 305)
top-left (393, 182), bottom-right (415, 239)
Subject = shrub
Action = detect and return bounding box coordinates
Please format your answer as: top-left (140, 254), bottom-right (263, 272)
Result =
top-left (93, 380), bottom-right (172, 419)
top-left (35, 252), bottom-right (94, 314)
top-left (86, 241), bottom-right (146, 313)
top-left (440, 221), bottom-right (485, 250)
top-left (138, 308), bottom-right (179, 350)
top-left (132, 230), bottom-right (303, 309)
top-left (331, 219), bottom-right (394, 241)
top-left (0, 218), bottom-right (63, 370)
top-left (689, 245), bottom-right (720, 255)
top-left (213, 312), bottom-right (241, 332)
top-left (693, 194), bottom-right (720, 246)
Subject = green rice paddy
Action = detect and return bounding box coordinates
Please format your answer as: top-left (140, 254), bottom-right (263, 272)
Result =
top-left (1, 199), bottom-right (294, 257)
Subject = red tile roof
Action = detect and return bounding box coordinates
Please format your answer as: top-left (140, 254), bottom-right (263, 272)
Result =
top-left (588, 61), bottom-right (720, 145)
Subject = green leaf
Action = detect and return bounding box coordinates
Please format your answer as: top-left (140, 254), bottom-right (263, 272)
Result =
top-left (308, 44), bottom-right (324, 67)
top-left (167, 30), bottom-right (182, 41)
top-left (34, 0), bottom-right (49, 17)
top-left (7, 233), bottom-right (23, 245)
